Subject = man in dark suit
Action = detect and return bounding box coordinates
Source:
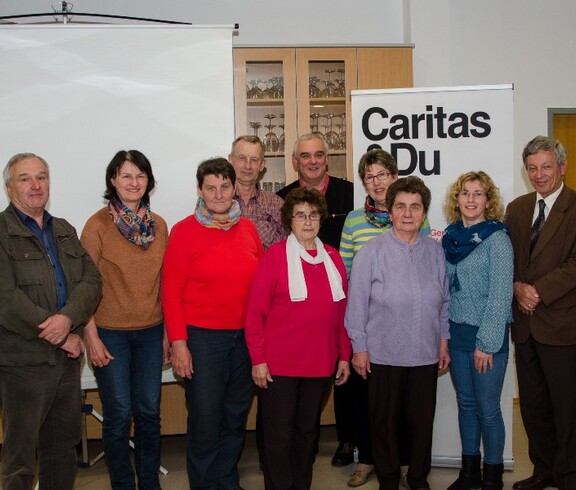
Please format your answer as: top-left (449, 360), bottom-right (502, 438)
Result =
top-left (277, 133), bottom-right (355, 466)
top-left (505, 136), bottom-right (576, 490)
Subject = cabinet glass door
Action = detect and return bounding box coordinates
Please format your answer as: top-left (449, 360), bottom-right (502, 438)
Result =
top-left (296, 48), bottom-right (357, 180)
top-left (233, 49), bottom-right (297, 188)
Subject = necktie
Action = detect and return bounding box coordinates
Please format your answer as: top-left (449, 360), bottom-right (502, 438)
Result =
top-left (529, 199), bottom-right (545, 254)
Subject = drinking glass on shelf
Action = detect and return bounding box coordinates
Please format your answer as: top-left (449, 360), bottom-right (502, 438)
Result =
top-left (321, 69), bottom-right (338, 98)
top-left (247, 79), bottom-right (264, 99)
top-left (263, 114), bottom-right (280, 153)
top-left (323, 113), bottom-right (339, 150)
top-left (250, 121), bottom-right (262, 138)
top-left (262, 79), bottom-right (274, 99)
top-left (278, 113), bottom-right (285, 152)
top-left (335, 68), bottom-right (346, 97)
top-left (338, 112), bottom-right (347, 150)
top-left (269, 77), bottom-right (284, 98)
top-left (309, 77), bottom-right (321, 98)
top-left (310, 113), bottom-right (322, 136)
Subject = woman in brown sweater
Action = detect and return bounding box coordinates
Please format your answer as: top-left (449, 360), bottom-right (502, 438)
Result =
top-left (80, 150), bottom-right (169, 490)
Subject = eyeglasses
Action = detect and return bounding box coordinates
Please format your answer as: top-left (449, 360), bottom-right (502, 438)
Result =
top-left (292, 212), bottom-right (321, 222)
top-left (363, 171), bottom-right (391, 185)
top-left (233, 155), bottom-right (262, 165)
top-left (459, 190), bottom-right (487, 199)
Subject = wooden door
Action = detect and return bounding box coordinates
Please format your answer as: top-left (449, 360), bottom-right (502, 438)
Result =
top-left (551, 112), bottom-right (576, 190)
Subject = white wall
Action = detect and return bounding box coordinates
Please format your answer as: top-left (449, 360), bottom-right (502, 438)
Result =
top-left (410, 0), bottom-right (576, 196)
top-left (5, 1), bottom-right (576, 197)
top-left (0, 0), bottom-right (408, 45)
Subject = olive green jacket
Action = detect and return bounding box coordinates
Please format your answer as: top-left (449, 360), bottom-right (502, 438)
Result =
top-left (0, 204), bottom-right (102, 366)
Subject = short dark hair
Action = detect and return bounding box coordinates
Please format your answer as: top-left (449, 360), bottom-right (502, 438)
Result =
top-left (197, 157), bottom-right (236, 188)
top-left (280, 187), bottom-right (328, 233)
top-left (104, 150), bottom-right (156, 205)
top-left (522, 135), bottom-right (567, 167)
top-left (385, 176), bottom-right (431, 213)
top-left (357, 149), bottom-right (398, 181)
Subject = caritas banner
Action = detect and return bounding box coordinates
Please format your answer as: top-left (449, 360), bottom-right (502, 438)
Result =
top-left (351, 84), bottom-right (515, 469)
top-left (351, 84), bottom-right (514, 242)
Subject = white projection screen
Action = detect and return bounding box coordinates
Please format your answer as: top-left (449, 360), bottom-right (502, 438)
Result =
top-left (0, 25), bottom-right (235, 230)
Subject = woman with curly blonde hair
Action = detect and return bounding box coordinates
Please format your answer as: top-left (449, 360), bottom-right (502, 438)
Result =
top-left (442, 171), bottom-right (513, 490)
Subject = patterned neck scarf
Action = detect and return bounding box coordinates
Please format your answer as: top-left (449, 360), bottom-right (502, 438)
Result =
top-left (364, 195), bottom-right (391, 228)
top-left (194, 197), bottom-right (241, 230)
top-left (108, 197), bottom-right (156, 250)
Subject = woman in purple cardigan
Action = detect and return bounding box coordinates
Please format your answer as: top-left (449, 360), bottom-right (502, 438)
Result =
top-left (345, 176), bottom-right (450, 490)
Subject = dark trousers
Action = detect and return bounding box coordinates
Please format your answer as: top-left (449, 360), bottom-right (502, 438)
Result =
top-left (515, 337), bottom-right (576, 490)
top-left (333, 372), bottom-right (354, 444)
top-left (0, 352), bottom-right (81, 490)
top-left (369, 363), bottom-right (438, 490)
top-left (259, 376), bottom-right (331, 490)
top-left (184, 326), bottom-right (253, 490)
top-left (348, 368), bottom-right (374, 464)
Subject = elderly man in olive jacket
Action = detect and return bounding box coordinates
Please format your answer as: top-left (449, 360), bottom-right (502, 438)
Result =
top-left (0, 153), bottom-right (102, 490)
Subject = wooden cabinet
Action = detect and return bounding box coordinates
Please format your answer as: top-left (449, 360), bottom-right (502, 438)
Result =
top-left (233, 46), bottom-right (413, 185)
top-left (81, 382), bottom-right (335, 439)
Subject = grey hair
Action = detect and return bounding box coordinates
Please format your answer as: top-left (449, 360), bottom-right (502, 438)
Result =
top-left (292, 133), bottom-right (328, 158)
top-left (3, 153), bottom-right (49, 186)
top-left (522, 135), bottom-right (567, 168)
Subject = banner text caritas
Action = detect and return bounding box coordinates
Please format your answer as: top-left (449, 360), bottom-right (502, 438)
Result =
top-left (361, 104), bottom-right (492, 175)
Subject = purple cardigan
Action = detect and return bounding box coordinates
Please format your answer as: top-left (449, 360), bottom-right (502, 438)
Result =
top-left (344, 231), bottom-right (450, 367)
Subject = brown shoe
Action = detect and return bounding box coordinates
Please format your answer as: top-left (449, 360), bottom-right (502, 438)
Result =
top-left (513, 475), bottom-right (554, 490)
top-left (347, 464), bottom-right (375, 487)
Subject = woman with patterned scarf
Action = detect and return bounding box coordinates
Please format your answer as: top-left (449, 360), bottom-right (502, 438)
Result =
top-left (81, 150), bottom-right (169, 490)
top-left (442, 171), bottom-right (513, 490)
top-left (338, 149), bottom-right (430, 488)
top-left (162, 158), bottom-right (263, 490)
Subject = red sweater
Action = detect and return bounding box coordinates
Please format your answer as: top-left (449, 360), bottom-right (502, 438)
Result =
top-left (245, 240), bottom-right (351, 378)
top-left (162, 215), bottom-right (263, 342)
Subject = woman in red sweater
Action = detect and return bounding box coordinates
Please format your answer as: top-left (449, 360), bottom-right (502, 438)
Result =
top-left (245, 187), bottom-right (351, 490)
top-left (162, 158), bottom-right (263, 490)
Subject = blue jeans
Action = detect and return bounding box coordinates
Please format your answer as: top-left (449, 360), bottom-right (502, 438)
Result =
top-left (449, 347), bottom-right (509, 464)
top-left (94, 324), bottom-right (163, 490)
top-left (185, 326), bottom-right (253, 490)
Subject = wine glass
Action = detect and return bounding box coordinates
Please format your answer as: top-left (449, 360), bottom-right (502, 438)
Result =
top-left (247, 79), bottom-right (264, 99)
top-left (337, 112), bottom-right (347, 150)
top-left (250, 121), bottom-right (262, 138)
top-left (335, 68), bottom-right (346, 97)
top-left (263, 114), bottom-right (279, 152)
top-left (278, 113), bottom-right (285, 152)
top-left (324, 113), bottom-right (339, 150)
top-left (321, 69), bottom-right (338, 98)
top-left (269, 77), bottom-right (284, 99)
top-left (310, 113), bottom-right (322, 136)
top-left (309, 77), bottom-right (321, 98)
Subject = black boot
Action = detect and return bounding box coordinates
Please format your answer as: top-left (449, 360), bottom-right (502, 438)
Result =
top-left (482, 462), bottom-right (504, 490)
top-left (448, 454), bottom-right (482, 490)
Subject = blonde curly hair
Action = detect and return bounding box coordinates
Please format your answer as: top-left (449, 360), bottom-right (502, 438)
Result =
top-left (443, 171), bottom-right (504, 224)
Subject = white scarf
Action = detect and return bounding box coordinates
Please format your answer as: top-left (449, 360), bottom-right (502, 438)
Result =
top-left (286, 233), bottom-right (346, 302)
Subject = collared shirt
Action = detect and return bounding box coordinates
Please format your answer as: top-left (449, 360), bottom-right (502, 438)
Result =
top-left (235, 186), bottom-right (285, 250)
top-left (298, 174), bottom-right (330, 195)
top-left (14, 207), bottom-right (68, 309)
top-left (533, 182), bottom-right (564, 222)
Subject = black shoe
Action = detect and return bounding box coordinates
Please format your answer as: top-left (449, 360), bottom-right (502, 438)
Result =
top-left (331, 441), bottom-right (355, 467)
top-left (512, 475), bottom-right (554, 490)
